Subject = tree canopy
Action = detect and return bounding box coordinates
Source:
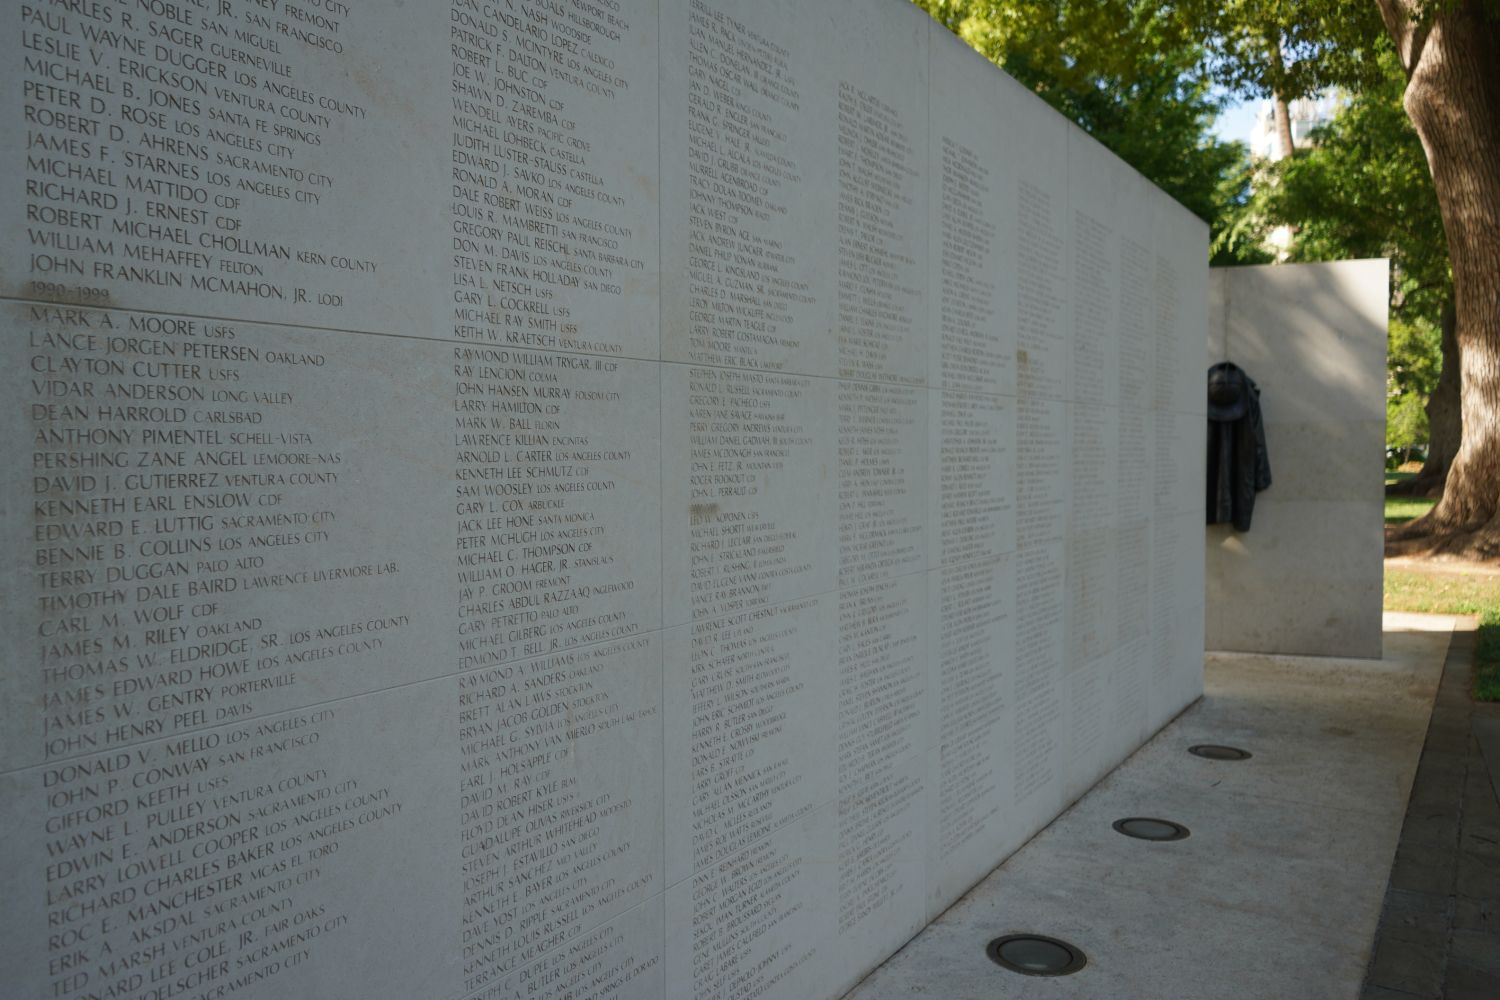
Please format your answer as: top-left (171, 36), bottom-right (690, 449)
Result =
top-left (1254, 47), bottom-right (1450, 466)
top-left (1263, 50), bottom-right (1447, 309)
top-left (1180, 0), bottom-right (1389, 99)
top-left (1204, 0), bottom-right (1500, 551)
top-left (917, 0), bottom-right (1500, 555)
top-left (913, 1), bottom-right (1246, 227)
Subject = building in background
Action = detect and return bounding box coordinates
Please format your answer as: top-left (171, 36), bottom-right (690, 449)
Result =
top-left (1246, 95), bottom-right (1343, 257)
top-left (1250, 95), bottom-right (1343, 161)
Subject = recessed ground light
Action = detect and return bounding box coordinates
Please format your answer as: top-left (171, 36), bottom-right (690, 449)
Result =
top-left (1112, 816), bottom-right (1190, 841)
top-left (1188, 744), bottom-right (1252, 760)
top-left (985, 934), bottom-right (1087, 976)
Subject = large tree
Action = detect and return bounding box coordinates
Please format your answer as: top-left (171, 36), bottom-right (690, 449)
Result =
top-left (1186, 0), bottom-right (1500, 554)
top-left (919, 0), bottom-right (1500, 553)
top-left (1256, 47), bottom-right (1454, 494)
top-left (1376, 1), bottom-right (1500, 554)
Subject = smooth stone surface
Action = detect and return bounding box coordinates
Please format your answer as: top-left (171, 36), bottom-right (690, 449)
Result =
top-left (845, 613), bottom-right (1454, 1000)
top-left (1209, 500), bottom-right (1386, 659)
top-left (1219, 262), bottom-right (1390, 425)
top-left (850, 866), bottom-right (1376, 1000)
top-left (928, 46), bottom-right (1017, 400)
top-left (1206, 260), bottom-right (1389, 659)
top-left (1257, 419), bottom-right (1389, 502)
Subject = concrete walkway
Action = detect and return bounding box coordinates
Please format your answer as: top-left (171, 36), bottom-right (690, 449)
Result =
top-left (845, 613), bottom-right (1456, 1000)
top-left (1363, 620), bottom-right (1500, 999)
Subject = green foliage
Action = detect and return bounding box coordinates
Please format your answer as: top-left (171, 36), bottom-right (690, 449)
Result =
top-left (1388, 316), bottom-right (1443, 401)
top-left (910, 1), bottom-right (1252, 237)
top-left (913, 3), bottom-right (1452, 448)
top-left (1248, 46), bottom-right (1451, 451)
top-left (1386, 493), bottom-right (1437, 523)
top-left (1386, 314), bottom-right (1441, 460)
top-left (1179, 0), bottom-right (1387, 102)
top-left (1263, 49), bottom-right (1449, 319)
top-left (1388, 389), bottom-right (1430, 455)
top-left (1209, 158), bottom-right (1276, 265)
top-left (1478, 611), bottom-right (1500, 702)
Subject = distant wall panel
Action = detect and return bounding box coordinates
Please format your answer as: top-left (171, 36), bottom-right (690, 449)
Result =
top-left (1206, 260), bottom-right (1387, 659)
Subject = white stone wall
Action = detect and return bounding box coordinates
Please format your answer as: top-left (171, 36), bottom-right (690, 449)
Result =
top-left (1207, 260), bottom-right (1389, 659)
top-left (0, 3), bottom-right (1206, 998)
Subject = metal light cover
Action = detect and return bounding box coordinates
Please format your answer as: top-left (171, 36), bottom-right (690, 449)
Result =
top-left (985, 934), bottom-right (1087, 977)
top-left (1188, 743), bottom-right (1253, 761)
top-left (1112, 816), bottom-right (1191, 841)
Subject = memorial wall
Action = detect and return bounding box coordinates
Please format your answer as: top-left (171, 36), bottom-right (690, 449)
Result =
top-left (0, 1), bottom-right (1206, 998)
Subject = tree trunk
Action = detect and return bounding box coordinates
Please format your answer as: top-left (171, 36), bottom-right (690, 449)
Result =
top-left (1267, 38), bottom-right (1296, 160)
top-left (1388, 295), bottom-right (1460, 498)
top-left (1271, 92), bottom-right (1295, 160)
top-left (1381, 0), bottom-right (1500, 558)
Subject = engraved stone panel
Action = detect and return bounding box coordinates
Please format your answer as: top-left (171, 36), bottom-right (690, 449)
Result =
top-left (2, 0), bottom-right (662, 360)
top-left (660, 0), bottom-right (928, 384)
top-left (1, 302), bottom-right (664, 773)
top-left (1151, 509), bottom-right (1208, 730)
top-left (664, 804), bottom-right (837, 1000)
top-left (0, 687), bottom-right (459, 1000)
top-left (1008, 87), bottom-right (1071, 405)
top-left (660, 364), bottom-right (837, 629)
top-left (1152, 188), bottom-right (1210, 418)
top-left (662, 594), bottom-right (836, 886)
top-left (1011, 539), bottom-right (1068, 831)
top-left (924, 552), bottom-right (1017, 914)
top-left (928, 390), bottom-right (1015, 568)
top-left (455, 634), bottom-right (665, 998)
top-left (1112, 169), bottom-right (1156, 760)
top-left (928, 71), bottom-right (1013, 401)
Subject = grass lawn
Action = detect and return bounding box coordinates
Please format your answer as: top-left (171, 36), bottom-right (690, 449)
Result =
top-left (1386, 496), bottom-right (1437, 526)
top-left (1382, 474), bottom-right (1500, 699)
top-left (1385, 560), bottom-right (1500, 702)
top-left (1480, 622), bottom-right (1500, 703)
top-left (1386, 569), bottom-right (1500, 701)
top-left (1383, 471), bottom-right (1437, 527)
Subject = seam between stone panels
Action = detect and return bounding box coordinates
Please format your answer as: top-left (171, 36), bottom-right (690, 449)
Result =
top-left (656, 0), bottom-right (668, 969)
top-left (7, 292), bottom-right (1203, 414)
top-left (923, 24), bottom-right (937, 921)
top-left (2, 291), bottom-right (1117, 405)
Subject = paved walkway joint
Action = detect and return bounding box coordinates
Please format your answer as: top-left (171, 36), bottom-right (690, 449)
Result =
top-left (1362, 621), bottom-right (1500, 1000)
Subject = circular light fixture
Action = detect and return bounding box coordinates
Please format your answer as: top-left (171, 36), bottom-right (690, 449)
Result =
top-left (1188, 743), bottom-right (1252, 761)
top-left (1112, 816), bottom-right (1190, 841)
top-left (985, 934), bottom-right (1087, 977)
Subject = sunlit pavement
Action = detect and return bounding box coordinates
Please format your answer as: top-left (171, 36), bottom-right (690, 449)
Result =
top-left (846, 613), bottom-right (1457, 1000)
